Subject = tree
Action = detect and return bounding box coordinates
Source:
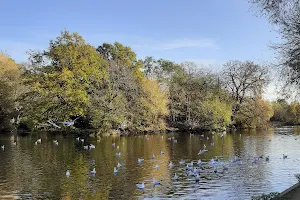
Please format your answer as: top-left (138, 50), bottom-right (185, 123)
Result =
top-left (0, 53), bottom-right (21, 131)
top-left (21, 31), bottom-right (108, 127)
top-left (251, 0), bottom-right (300, 95)
top-left (222, 60), bottom-right (269, 125)
top-left (236, 98), bottom-right (274, 128)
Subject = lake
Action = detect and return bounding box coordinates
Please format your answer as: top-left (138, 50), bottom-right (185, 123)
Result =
top-left (0, 127), bottom-right (300, 200)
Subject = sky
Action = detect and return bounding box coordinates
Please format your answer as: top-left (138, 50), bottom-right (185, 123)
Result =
top-left (1, 0), bottom-right (281, 100)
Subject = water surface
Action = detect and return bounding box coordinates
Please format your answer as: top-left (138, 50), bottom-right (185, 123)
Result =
top-left (0, 127), bottom-right (300, 199)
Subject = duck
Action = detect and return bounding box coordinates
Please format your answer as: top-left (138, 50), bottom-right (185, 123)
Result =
top-left (90, 168), bottom-right (96, 175)
top-left (266, 156), bottom-right (270, 161)
top-left (283, 154), bottom-right (288, 159)
top-left (114, 167), bottom-right (118, 174)
top-left (136, 182), bottom-right (145, 189)
top-left (66, 170), bottom-right (70, 177)
top-left (174, 173), bottom-right (179, 181)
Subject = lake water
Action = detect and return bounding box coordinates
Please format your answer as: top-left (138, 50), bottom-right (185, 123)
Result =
top-left (1, 127), bottom-right (300, 200)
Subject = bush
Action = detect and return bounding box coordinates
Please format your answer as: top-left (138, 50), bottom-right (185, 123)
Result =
top-left (251, 192), bottom-right (280, 200)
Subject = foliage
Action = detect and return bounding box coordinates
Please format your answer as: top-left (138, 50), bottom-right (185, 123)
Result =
top-left (295, 174), bottom-right (300, 182)
top-left (251, 0), bottom-right (300, 96)
top-left (0, 30), bottom-right (277, 134)
top-left (236, 98), bottom-right (274, 128)
top-left (221, 60), bottom-right (269, 126)
top-left (251, 192), bottom-right (280, 200)
top-left (271, 99), bottom-right (300, 125)
top-left (0, 53), bottom-right (22, 131)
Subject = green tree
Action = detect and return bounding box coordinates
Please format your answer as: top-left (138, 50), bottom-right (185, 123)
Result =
top-left (21, 31), bottom-right (108, 128)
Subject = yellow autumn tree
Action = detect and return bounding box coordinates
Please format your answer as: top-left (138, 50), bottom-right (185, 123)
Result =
top-left (139, 78), bottom-right (169, 131)
top-left (0, 53), bottom-right (21, 130)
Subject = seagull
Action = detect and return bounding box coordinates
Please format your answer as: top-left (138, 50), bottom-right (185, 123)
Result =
top-left (179, 160), bottom-right (185, 165)
top-left (223, 164), bottom-right (229, 170)
top-left (116, 152), bottom-right (121, 157)
top-left (152, 154), bottom-right (155, 160)
top-left (117, 162), bottom-right (122, 168)
top-left (117, 145), bottom-right (119, 149)
top-left (37, 139), bottom-right (42, 143)
top-left (136, 182), bottom-right (145, 189)
top-left (197, 159), bottom-right (202, 165)
top-left (83, 146), bottom-right (89, 150)
top-left (89, 144), bottom-right (95, 149)
top-left (90, 168), bottom-right (96, 175)
top-left (195, 174), bottom-right (200, 182)
top-left (114, 167), bottom-right (118, 174)
top-left (1, 145), bottom-right (4, 151)
top-left (54, 140), bottom-right (59, 145)
top-left (174, 173), bottom-right (179, 181)
top-left (155, 164), bottom-right (159, 170)
top-left (213, 167), bottom-right (217, 173)
top-left (12, 142), bottom-right (16, 146)
top-left (173, 139), bottom-right (178, 143)
top-left (210, 142), bottom-right (214, 147)
top-left (169, 161), bottom-right (174, 167)
top-left (203, 144), bottom-right (206, 150)
top-left (47, 120), bottom-right (61, 129)
top-left (152, 178), bottom-right (161, 186)
top-left (112, 143), bottom-right (115, 147)
top-left (160, 151), bottom-right (164, 155)
top-left (34, 141), bottom-right (38, 145)
top-left (76, 137), bottom-right (80, 141)
top-left (58, 117), bottom-right (80, 127)
top-left (80, 139), bottom-right (84, 143)
top-left (138, 158), bottom-right (144, 164)
top-left (66, 170), bottom-right (70, 177)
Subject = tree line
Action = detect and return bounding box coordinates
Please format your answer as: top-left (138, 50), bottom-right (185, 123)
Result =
top-left (0, 31), bottom-right (288, 135)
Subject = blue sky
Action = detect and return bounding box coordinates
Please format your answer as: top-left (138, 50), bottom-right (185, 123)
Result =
top-left (1, 0), bottom-right (279, 66)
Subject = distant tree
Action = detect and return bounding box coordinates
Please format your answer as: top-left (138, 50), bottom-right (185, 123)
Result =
top-left (222, 60), bottom-right (269, 125)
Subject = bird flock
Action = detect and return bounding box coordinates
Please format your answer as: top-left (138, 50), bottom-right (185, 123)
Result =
top-left (0, 129), bottom-right (292, 195)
